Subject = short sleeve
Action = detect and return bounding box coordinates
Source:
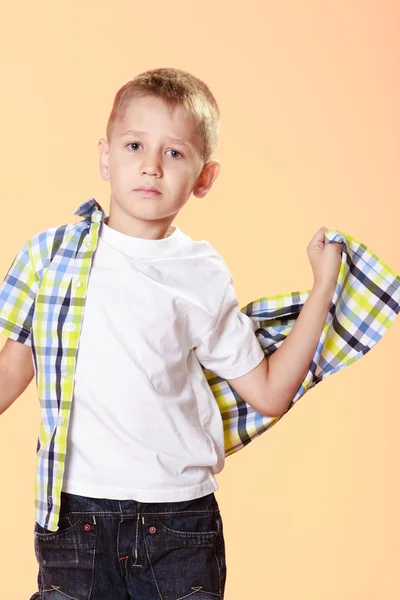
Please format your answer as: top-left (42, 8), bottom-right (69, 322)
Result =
top-left (194, 278), bottom-right (265, 379)
top-left (0, 239), bottom-right (38, 346)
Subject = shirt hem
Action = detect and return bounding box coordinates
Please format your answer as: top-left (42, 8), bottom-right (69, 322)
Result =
top-left (0, 321), bottom-right (32, 346)
top-left (61, 476), bottom-right (218, 502)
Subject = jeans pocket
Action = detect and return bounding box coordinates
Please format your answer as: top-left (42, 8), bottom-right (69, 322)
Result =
top-left (34, 515), bottom-right (98, 600)
top-left (143, 510), bottom-right (223, 600)
top-left (34, 515), bottom-right (78, 537)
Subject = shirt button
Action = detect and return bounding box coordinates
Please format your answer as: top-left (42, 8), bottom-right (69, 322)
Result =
top-left (59, 416), bottom-right (64, 424)
top-left (84, 239), bottom-right (92, 249)
top-left (55, 463), bottom-right (60, 471)
top-left (62, 370), bottom-right (69, 379)
top-left (92, 212), bottom-right (101, 223)
top-left (74, 279), bottom-right (82, 288)
top-left (65, 323), bottom-right (76, 331)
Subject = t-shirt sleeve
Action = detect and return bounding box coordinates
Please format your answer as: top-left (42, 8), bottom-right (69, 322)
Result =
top-left (0, 239), bottom-right (38, 346)
top-left (193, 277), bottom-right (265, 379)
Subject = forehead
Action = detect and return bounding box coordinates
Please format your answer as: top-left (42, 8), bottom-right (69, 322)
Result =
top-left (116, 96), bottom-right (200, 149)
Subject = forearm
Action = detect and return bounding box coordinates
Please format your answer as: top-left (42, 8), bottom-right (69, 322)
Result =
top-left (0, 339), bottom-right (34, 415)
top-left (0, 362), bottom-right (21, 415)
top-left (265, 284), bottom-right (334, 416)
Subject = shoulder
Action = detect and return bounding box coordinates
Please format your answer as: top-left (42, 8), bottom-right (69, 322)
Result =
top-left (182, 236), bottom-right (233, 280)
top-left (176, 237), bottom-right (234, 336)
top-left (27, 218), bottom-right (89, 277)
top-left (29, 218), bottom-right (87, 247)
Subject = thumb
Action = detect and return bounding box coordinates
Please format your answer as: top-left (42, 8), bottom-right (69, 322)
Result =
top-left (309, 226), bottom-right (329, 251)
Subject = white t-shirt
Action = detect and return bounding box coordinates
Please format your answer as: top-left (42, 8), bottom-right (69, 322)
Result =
top-left (62, 219), bottom-right (265, 502)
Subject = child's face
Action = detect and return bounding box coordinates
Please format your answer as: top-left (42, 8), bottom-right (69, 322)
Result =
top-left (98, 95), bottom-right (220, 230)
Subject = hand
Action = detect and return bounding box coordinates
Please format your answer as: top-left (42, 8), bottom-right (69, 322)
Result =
top-left (307, 226), bottom-right (343, 292)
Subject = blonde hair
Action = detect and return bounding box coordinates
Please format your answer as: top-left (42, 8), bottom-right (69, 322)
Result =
top-left (106, 68), bottom-right (220, 164)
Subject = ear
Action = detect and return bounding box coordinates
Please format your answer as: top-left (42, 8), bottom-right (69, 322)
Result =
top-left (192, 160), bottom-right (221, 199)
top-left (98, 138), bottom-right (110, 181)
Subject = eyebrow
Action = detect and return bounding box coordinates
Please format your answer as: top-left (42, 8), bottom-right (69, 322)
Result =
top-left (120, 129), bottom-right (191, 149)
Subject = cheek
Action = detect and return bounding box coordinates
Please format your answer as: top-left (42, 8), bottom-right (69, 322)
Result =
top-left (109, 159), bottom-right (129, 181)
top-left (172, 164), bottom-right (197, 186)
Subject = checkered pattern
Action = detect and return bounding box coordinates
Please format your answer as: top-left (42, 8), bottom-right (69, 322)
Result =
top-left (0, 197), bottom-right (399, 531)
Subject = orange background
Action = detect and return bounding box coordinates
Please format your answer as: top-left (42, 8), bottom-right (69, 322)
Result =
top-left (0, 1), bottom-right (399, 598)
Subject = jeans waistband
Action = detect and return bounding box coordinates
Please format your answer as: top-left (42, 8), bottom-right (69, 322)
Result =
top-left (60, 491), bottom-right (219, 516)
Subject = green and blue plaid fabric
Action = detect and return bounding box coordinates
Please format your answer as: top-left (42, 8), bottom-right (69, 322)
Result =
top-left (1, 197), bottom-right (399, 532)
top-left (212, 231), bottom-right (400, 457)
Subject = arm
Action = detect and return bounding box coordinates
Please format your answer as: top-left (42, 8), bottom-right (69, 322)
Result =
top-left (0, 338), bottom-right (35, 415)
top-left (226, 283), bottom-right (333, 417)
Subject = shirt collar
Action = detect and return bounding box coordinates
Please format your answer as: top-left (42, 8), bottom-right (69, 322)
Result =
top-left (72, 198), bottom-right (107, 221)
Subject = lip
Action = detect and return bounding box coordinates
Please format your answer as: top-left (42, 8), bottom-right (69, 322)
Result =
top-left (134, 187), bottom-right (161, 197)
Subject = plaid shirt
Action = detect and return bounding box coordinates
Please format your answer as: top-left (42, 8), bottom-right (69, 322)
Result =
top-left (1, 197), bottom-right (399, 532)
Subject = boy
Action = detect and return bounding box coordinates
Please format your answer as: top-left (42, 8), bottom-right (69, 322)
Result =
top-left (0, 68), bottom-right (341, 600)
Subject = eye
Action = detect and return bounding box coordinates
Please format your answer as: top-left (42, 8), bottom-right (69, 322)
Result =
top-left (125, 143), bottom-right (183, 159)
top-left (126, 142), bottom-right (141, 151)
top-left (166, 149), bottom-right (183, 159)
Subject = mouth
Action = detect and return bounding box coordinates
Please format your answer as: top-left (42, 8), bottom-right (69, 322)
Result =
top-left (133, 188), bottom-right (161, 198)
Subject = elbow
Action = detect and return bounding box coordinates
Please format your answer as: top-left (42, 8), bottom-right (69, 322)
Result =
top-left (262, 407), bottom-right (285, 419)
top-left (262, 373), bottom-right (293, 418)
top-left (261, 390), bottom-right (290, 418)
top-left (259, 395), bottom-right (284, 418)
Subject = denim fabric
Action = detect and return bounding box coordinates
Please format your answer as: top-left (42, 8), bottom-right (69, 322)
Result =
top-left (30, 490), bottom-right (227, 600)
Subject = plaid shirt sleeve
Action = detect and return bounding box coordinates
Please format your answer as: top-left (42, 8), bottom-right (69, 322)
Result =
top-left (0, 238), bottom-right (38, 346)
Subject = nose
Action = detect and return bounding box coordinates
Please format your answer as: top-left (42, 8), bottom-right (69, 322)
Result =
top-left (140, 151), bottom-right (162, 177)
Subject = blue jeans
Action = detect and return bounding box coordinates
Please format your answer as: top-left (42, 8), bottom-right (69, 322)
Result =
top-left (30, 490), bottom-right (227, 600)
